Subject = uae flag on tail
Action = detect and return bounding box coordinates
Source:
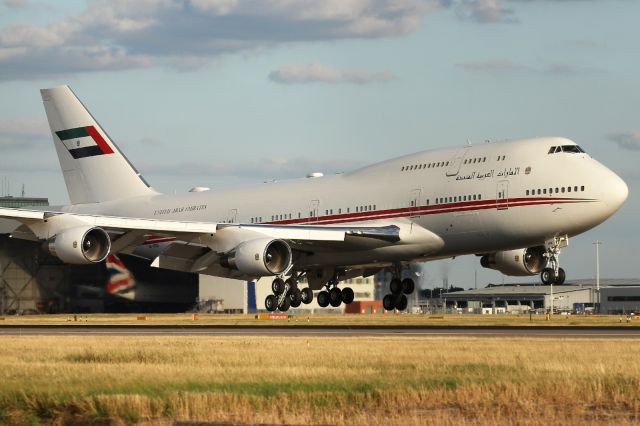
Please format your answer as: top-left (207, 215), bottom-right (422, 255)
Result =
top-left (55, 125), bottom-right (114, 159)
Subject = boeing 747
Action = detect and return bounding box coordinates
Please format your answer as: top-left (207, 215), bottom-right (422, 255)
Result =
top-left (0, 86), bottom-right (628, 311)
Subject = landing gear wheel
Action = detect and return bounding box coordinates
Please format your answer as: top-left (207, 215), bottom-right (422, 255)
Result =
top-left (341, 287), bottom-right (355, 304)
top-left (555, 268), bottom-right (566, 285)
top-left (289, 289), bottom-right (302, 307)
top-left (317, 291), bottom-right (330, 308)
top-left (272, 278), bottom-right (285, 295)
top-left (278, 296), bottom-right (291, 312)
top-left (383, 294), bottom-right (396, 311)
top-left (301, 287), bottom-right (313, 304)
top-left (285, 277), bottom-right (298, 291)
top-left (329, 287), bottom-right (343, 307)
top-left (395, 294), bottom-right (408, 311)
top-left (541, 268), bottom-right (555, 285)
top-left (265, 294), bottom-right (277, 312)
top-left (390, 278), bottom-right (403, 294)
top-left (402, 278), bottom-right (415, 295)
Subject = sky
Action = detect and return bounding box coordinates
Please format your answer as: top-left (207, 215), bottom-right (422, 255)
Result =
top-left (0, 0), bottom-right (638, 286)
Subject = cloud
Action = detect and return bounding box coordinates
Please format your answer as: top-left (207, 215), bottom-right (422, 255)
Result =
top-left (2, 0), bottom-right (28, 9)
top-left (609, 132), bottom-right (640, 151)
top-left (456, 0), bottom-right (516, 23)
top-left (0, 118), bottom-right (50, 150)
top-left (456, 59), bottom-right (603, 75)
top-left (269, 63), bottom-right (394, 85)
top-left (0, 0), bottom-right (437, 81)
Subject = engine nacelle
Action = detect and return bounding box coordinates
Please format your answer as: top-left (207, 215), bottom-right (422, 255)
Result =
top-left (47, 226), bottom-right (111, 264)
top-left (220, 238), bottom-right (292, 276)
top-left (480, 246), bottom-right (546, 276)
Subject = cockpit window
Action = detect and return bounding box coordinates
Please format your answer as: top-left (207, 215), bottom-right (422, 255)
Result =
top-left (561, 145), bottom-right (585, 153)
top-left (548, 145), bottom-right (586, 154)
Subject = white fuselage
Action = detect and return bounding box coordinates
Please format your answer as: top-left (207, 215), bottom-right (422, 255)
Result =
top-left (64, 136), bottom-right (628, 271)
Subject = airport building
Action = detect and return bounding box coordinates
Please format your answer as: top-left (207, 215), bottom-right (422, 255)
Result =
top-left (441, 279), bottom-right (640, 314)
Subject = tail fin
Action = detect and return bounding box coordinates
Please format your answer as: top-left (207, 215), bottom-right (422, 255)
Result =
top-left (41, 85), bottom-right (157, 204)
top-left (105, 254), bottom-right (136, 300)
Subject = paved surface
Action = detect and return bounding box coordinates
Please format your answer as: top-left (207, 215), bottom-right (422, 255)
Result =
top-left (1, 325), bottom-right (640, 338)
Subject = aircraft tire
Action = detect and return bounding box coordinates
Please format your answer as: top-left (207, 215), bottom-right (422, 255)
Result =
top-left (278, 296), bottom-right (291, 312)
top-left (272, 278), bottom-right (285, 295)
top-left (329, 287), bottom-right (342, 307)
top-left (402, 278), bottom-right (415, 294)
top-left (289, 289), bottom-right (302, 307)
top-left (265, 295), bottom-right (278, 312)
top-left (395, 294), bottom-right (408, 311)
top-left (555, 268), bottom-right (566, 285)
top-left (541, 268), bottom-right (555, 285)
top-left (301, 287), bottom-right (313, 304)
top-left (285, 277), bottom-right (298, 291)
top-left (383, 294), bottom-right (396, 311)
top-left (341, 287), bottom-right (355, 304)
top-left (390, 278), bottom-right (403, 294)
top-left (317, 291), bottom-right (330, 308)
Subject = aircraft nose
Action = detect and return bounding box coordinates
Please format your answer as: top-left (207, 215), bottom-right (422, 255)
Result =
top-left (605, 170), bottom-right (628, 212)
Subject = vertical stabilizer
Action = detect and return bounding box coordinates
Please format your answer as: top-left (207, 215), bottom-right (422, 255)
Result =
top-left (41, 85), bottom-right (157, 204)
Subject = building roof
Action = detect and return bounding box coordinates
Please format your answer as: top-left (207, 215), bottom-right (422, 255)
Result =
top-left (443, 284), bottom-right (593, 301)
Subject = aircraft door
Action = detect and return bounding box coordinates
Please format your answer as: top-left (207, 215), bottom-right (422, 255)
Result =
top-left (308, 199), bottom-right (320, 223)
top-left (496, 181), bottom-right (509, 210)
top-left (409, 188), bottom-right (422, 217)
top-left (446, 147), bottom-right (470, 177)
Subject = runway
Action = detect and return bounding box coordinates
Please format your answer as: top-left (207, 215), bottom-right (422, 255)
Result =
top-left (1, 325), bottom-right (640, 338)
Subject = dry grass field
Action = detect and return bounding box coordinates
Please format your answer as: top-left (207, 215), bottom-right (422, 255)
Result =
top-left (0, 335), bottom-right (639, 425)
top-left (1, 312), bottom-right (639, 327)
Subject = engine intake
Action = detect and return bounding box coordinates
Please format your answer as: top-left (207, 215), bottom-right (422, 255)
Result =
top-left (221, 238), bottom-right (292, 276)
top-left (480, 246), bottom-right (546, 276)
top-left (47, 226), bottom-right (111, 264)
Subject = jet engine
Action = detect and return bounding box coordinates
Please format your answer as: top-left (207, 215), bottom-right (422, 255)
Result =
top-left (47, 226), bottom-right (111, 264)
top-left (480, 246), bottom-right (546, 276)
top-left (220, 238), bottom-right (292, 276)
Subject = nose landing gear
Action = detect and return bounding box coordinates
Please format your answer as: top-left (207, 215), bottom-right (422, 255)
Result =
top-left (540, 235), bottom-right (568, 285)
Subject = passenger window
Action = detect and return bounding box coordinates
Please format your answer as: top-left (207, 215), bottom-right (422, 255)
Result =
top-left (574, 186), bottom-right (578, 192)
top-left (567, 187), bottom-right (571, 193)
top-left (555, 188), bottom-right (559, 193)
top-left (526, 190), bottom-right (529, 196)
top-left (561, 188), bottom-right (565, 193)
top-left (543, 189), bottom-right (547, 194)
top-left (581, 186), bottom-right (585, 191)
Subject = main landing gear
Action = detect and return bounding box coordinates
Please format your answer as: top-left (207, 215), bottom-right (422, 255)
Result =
top-left (540, 235), bottom-right (568, 285)
top-left (316, 277), bottom-right (355, 309)
top-left (382, 265), bottom-right (415, 311)
top-left (265, 276), bottom-right (314, 312)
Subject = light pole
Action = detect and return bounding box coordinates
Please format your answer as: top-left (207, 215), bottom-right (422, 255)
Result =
top-left (593, 240), bottom-right (602, 311)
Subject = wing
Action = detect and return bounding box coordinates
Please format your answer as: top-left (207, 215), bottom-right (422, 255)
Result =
top-left (0, 207), bottom-right (444, 279)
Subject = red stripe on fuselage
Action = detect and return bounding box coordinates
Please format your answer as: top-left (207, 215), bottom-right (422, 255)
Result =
top-left (263, 197), bottom-right (595, 226)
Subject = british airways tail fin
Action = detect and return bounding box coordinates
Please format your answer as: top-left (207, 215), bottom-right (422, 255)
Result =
top-left (105, 254), bottom-right (136, 300)
top-left (41, 85), bottom-right (158, 204)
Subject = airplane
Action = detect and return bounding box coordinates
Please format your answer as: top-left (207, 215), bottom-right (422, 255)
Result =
top-left (0, 85), bottom-right (628, 312)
